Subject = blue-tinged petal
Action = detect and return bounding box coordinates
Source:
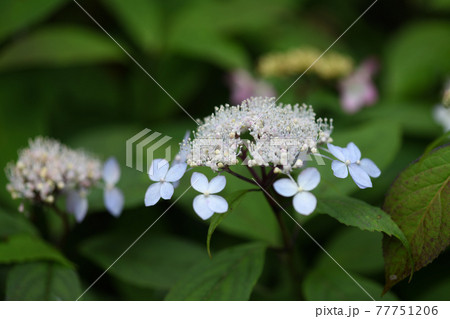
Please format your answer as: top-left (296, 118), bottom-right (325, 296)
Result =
top-left (359, 158), bottom-right (381, 178)
top-left (191, 172), bottom-right (208, 193)
top-left (293, 191), bottom-right (317, 215)
top-left (66, 191), bottom-right (88, 223)
top-left (104, 187), bottom-right (124, 217)
top-left (348, 163), bottom-right (372, 189)
top-left (345, 142), bottom-right (361, 163)
top-left (207, 175), bottom-right (226, 193)
top-left (102, 157), bottom-right (121, 186)
top-left (193, 194), bottom-right (214, 220)
top-left (149, 159), bottom-right (169, 182)
top-left (207, 195), bottom-right (228, 213)
top-left (297, 167), bottom-right (320, 191)
top-left (165, 163), bottom-right (187, 182)
top-left (331, 160), bottom-right (348, 178)
top-left (273, 178), bottom-right (298, 197)
top-left (145, 182), bottom-right (162, 206)
top-left (327, 144), bottom-right (346, 162)
top-left (160, 182), bottom-right (174, 200)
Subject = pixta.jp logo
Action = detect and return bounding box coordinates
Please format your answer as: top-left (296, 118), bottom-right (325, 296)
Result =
top-left (126, 129), bottom-right (172, 172)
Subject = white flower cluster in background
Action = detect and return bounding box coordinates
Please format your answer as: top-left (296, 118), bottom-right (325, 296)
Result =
top-left (6, 137), bottom-right (123, 222)
top-left (183, 97), bottom-right (333, 172)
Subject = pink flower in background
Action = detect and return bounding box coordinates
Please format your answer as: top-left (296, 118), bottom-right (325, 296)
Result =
top-left (228, 69), bottom-right (276, 104)
top-left (339, 58), bottom-right (379, 114)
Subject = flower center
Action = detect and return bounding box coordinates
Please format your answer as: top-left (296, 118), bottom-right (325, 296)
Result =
top-left (204, 191), bottom-right (210, 197)
top-left (345, 160), bottom-right (351, 166)
top-left (297, 186), bottom-right (304, 192)
top-left (160, 178), bottom-right (165, 183)
top-left (356, 160), bottom-right (361, 165)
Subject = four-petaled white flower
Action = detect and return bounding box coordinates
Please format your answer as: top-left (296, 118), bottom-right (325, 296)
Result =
top-left (273, 167), bottom-right (321, 215)
top-left (102, 157), bottom-right (124, 217)
top-left (191, 172), bottom-right (228, 220)
top-left (328, 142), bottom-right (380, 189)
top-left (145, 159), bottom-right (187, 206)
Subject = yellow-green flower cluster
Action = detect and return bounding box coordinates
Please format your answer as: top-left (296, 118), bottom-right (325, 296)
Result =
top-left (258, 47), bottom-right (354, 79)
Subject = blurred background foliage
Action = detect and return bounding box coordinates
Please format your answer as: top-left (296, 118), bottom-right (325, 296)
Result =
top-left (0, 0), bottom-right (449, 301)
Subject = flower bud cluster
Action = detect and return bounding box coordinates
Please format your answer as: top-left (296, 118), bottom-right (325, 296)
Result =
top-left (184, 97), bottom-right (333, 172)
top-left (6, 137), bottom-right (101, 204)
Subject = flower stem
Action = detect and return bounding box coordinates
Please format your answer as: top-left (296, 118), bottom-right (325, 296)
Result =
top-left (222, 166), bottom-right (259, 185)
top-left (51, 204), bottom-right (71, 248)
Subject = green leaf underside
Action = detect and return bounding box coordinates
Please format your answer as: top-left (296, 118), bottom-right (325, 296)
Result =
top-left (303, 267), bottom-right (398, 301)
top-left (0, 235), bottom-right (72, 267)
top-left (6, 262), bottom-right (81, 301)
top-left (382, 145), bottom-right (450, 292)
top-left (316, 196), bottom-right (411, 259)
top-left (165, 243), bottom-right (266, 301)
top-left (79, 233), bottom-right (208, 290)
top-left (207, 189), bottom-right (256, 257)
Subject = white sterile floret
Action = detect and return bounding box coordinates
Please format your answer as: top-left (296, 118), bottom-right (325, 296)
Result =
top-left (66, 190), bottom-right (88, 223)
top-left (145, 159), bottom-right (187, 206)
top-left (273, 167), bottom-right (320, 215)
top-left (190, 172), bottom-right (228, 220)
top-left (102, 157), bottom-right (124, 217)
top-left (328, 142), bottom-right (380, 189)
top-left (184, 97), bottom-right (333, 173)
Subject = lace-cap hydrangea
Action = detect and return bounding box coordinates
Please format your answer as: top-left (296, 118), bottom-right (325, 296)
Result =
top-left (6, 137), bottom-right (124, 222)
top-left (183, 97), bottom-right (333, 173)
top-left (145, 96), bottom-right (381, 220)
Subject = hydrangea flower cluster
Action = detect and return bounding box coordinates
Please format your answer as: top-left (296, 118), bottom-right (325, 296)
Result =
top-left (182, 97), bottom-right (333, 173)
top-left (5, 137), bottom-right (124, 222)
top-left (258, 47), bottom-right (354, 79)
top-left (145, 97), bottom-right (381, 220)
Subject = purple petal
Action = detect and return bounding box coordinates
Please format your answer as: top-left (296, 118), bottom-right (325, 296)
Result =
top-left (102, 157), bottom-right (121, 186)
top-left (348, 164), bottom-right (372, 189)
top-left (66, 191), bottom-right (88, 223)
top-left (104, 187), bottom-right (124, 217)
top-left (359, 158), bottom-right (381, 178)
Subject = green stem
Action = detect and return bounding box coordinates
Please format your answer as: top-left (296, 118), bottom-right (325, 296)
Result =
top-left (51, 204), bottom-right (71, 249)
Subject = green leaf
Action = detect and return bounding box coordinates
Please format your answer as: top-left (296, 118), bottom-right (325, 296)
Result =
top-left (0, 26), bottom-right (123, 70)
top-left (303, 267), bottom-right (398, 301)
top-left (316, 196), bottom-right (411, 261)
top-left (0, 235), bottom-right (72, 267)
top-left (0, 208), bottom-right (38, 238)
top-left (0, 0), bottom-right (67, 43)
top-left (383, 21), bottom-right (450, 98)
top-left (99, 0), bottom-right (163, 52)
top-left (207, 189), bottom-right (256, 257)
top-left (316, 228), bottom-right (384, 275)
top-left (382, 145), bottom-right (450, 292)
top-left (165, 243), bottom-right (266, 300)
top-left (6, 262), bottom-right (81, 301)
top-left (79, 233), bottom-right (208, 290)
